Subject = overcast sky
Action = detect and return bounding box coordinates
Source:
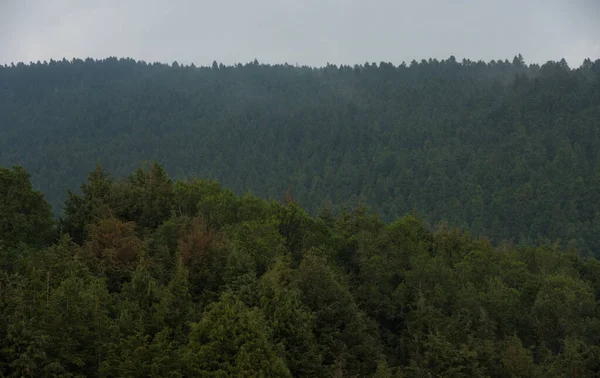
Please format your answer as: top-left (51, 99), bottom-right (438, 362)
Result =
top-left (1, 0), bottom-right (599, 68)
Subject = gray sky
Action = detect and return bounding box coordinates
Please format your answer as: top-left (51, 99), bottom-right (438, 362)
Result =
top-left (1, 0), bottom-right (599, 68)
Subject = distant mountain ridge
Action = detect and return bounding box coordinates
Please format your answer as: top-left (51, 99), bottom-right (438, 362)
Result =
top-left (1, 56), bottom-right (600, 255)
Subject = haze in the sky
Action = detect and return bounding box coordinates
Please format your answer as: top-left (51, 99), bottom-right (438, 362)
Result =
top-left (1, 0), bottom-right (599, 67)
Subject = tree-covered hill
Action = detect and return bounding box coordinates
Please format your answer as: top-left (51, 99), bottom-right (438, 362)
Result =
top-left (1, 56), bottom-right (600, 255)
top-left (1, 163), bottom-right (599, 377)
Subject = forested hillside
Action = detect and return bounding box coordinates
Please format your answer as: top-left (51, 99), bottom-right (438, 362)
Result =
top-left (1, 57), bottom-right (600, 255)
top-left (1, 164), bottom-right (600, 377)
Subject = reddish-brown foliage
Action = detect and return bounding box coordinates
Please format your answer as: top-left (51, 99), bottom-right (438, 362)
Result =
top-left (87, 218), bottom-right (143, 265)
top-left (179, 216), bottom-right (215, 266)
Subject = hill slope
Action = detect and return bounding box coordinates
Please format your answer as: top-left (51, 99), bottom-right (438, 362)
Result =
top-left (1, 57), bottom-right (600, 255)
top-left (1, 164), bottom-right (599, 377)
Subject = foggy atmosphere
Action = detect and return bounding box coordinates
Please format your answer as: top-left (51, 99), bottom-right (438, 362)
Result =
top-left (1, 1), bottom-right (600, 376)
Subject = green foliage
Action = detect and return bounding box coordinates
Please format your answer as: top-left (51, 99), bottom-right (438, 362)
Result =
top-left (182, 293), bottom-right (292, 377)
top-left (3, 57), bottom-right (600, 256)
top-left (0, 166), bottom-right (54, 251)
top-left (60, 164), bottom-right (113, 245)
top-left (1, 164), bottom-right (600, 377)
top-left (257, 258), bottom-right (324, 376)
top-left (295, 252), bottom-right (383, 376)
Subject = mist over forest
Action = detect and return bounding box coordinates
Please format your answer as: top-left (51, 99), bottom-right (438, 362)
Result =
top-left (2, 55), bottom-right (600, 377)
top-left (2, 56), bottom-right (600, 255)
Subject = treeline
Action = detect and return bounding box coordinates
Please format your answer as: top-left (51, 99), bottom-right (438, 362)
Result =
top-left (1, 164), bottom-right (599, 377)
top-left (1, 56), bottom-right (600, 256)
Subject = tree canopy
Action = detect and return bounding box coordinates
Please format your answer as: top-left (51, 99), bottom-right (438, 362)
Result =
top-left (1, 163), bottom-right (599, 377)
top-left (2, 57), bottom-right (600, 256)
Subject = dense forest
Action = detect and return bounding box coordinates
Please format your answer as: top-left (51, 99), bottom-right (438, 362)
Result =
top-left (1, 163), bottom-right (599, 377)
top-left (1, 56), bottom-right (600, 256)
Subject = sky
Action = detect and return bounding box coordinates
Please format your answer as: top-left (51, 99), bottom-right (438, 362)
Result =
top-left (1, 0), bottom-right (599, 68)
